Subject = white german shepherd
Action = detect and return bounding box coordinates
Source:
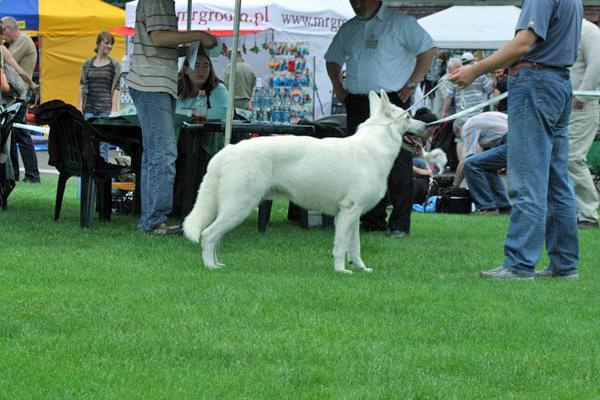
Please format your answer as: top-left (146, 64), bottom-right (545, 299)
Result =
top-left (183, 90), bottom-right (426, 273)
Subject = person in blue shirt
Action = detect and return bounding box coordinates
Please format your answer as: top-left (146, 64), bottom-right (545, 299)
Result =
top-left (449, 0), bottom-right (583, 280)
top-left (176, 52), bottom-right (228, 121)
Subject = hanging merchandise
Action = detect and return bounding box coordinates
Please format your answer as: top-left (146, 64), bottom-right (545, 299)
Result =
top-left (262, 31), bottom-right (271, 51)
top-left (265, 41), bottom-right (314, 123)
top-left (250, 34), bottom-right (260, 54)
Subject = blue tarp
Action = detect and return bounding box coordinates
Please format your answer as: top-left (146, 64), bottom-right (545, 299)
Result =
top-left (1, 0), bottom-right (39, 31)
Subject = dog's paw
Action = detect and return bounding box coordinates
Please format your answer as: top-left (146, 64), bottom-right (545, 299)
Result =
top-left (349, 259), bottom-right (372, 272)
top-left (205, 264), bottom-right (224, 270)
top-left (335, 268), bottom-right (353, 274)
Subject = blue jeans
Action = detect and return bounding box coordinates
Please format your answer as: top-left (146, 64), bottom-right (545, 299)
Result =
top-left (84, 111), bottom-right (110, 161)
top-left (503, 68), bottom-right (578, 275)
top-left (464, 144), bottom-right (510, 211)
top-left (130, 88), bottom-right (177, 232)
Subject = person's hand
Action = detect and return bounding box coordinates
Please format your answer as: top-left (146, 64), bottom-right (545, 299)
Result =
top-left (448, 64), bottom-right (478, 88)
top-left (572, 97), bottom-right (584, 110)
top-left (398, 86), bottom-right (414, 103)
top-left (334, 86), bottom-right (348, 102)
top-left (29, 82), bottom-right (39, 94)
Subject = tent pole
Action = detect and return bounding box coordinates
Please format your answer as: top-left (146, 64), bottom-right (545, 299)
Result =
top-left (224, 0), bottom-right (242, 146)
top-left (312, 56), bottom-right (316, 121)
top-left (187, 0), bottom-right (192, 30)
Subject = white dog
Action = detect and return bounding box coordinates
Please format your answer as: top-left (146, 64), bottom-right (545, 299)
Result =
top-left (422, 148), bottom-right (448, 175)
top-left (183, 90), bottom-right (426, 273)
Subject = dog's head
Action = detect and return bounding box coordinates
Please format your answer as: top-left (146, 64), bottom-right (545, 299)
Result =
top-left (368, 90), bottom-right (426, 137)
top-left (422, 148), bottom-right (448, 175)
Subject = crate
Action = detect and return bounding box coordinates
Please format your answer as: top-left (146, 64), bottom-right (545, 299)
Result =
top-left (111, 181), bottom-right (135, 214)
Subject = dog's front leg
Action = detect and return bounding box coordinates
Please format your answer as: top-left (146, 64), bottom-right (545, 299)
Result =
top-left (348, 219), bottom-right (372, 273)
top-left (332, 203), bottom-right (361, 274)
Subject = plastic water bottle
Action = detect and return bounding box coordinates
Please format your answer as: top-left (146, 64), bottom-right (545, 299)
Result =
top-left (272, 90), bottom-right (282, 124)
top-left (251, 80), bottom-right (263, 122)
top-left (281, 89), bottom-right (292, 124)
top-left (118, 54), bottom-right (132, 111)
top-left (193, 90), bottom-right (208, 123)
top-left (262, 88), bottom-right (272, 122)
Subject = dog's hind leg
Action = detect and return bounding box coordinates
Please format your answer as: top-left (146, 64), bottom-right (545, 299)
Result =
top-left (332, 202), bottom-right (362, 274)
top-left (348, 219), bottom-right (372, 273)
top-left (201, 197), bottom-right (258, 269)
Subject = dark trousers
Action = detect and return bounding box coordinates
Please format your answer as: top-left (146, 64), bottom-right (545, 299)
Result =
top-left (430, 121), bottom-right (458, 171)
top-left (10, 100), bottom-right (40, 181)
top-left (345, 92), bottom-right (414, 232)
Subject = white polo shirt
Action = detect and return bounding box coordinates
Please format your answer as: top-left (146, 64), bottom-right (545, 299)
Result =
top-left (461, 112), bottom-right (508, 160)
top-left (324, 5), bottom-right (434, 94)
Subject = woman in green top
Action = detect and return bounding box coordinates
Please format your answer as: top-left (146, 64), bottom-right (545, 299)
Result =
top-left (177, 52), bottom-right (228, 120)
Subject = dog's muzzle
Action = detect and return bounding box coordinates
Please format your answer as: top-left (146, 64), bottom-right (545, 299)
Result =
top-left (408, 121), bottom-right (427, 137)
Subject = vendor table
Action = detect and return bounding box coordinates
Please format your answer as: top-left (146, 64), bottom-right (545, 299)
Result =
top-left (90, 117), bottom-right (323, 228)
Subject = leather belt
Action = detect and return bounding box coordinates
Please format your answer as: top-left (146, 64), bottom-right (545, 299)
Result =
top-left (509, 62), bottom-right (568, 75)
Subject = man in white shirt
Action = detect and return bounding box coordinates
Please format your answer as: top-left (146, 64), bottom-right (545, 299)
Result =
top-left (324, 0), bottom-right (436, 238)
top-left (460, 112), bottom-right (510, 215)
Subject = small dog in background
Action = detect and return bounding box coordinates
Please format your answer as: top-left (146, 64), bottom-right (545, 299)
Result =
top-left (422, 148), bottom-right (448, 175)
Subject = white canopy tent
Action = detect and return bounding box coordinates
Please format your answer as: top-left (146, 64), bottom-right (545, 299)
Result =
top-left (125, 0), bottom-right (354, 127)
top-left (418, 6), bottom-right (521, 49)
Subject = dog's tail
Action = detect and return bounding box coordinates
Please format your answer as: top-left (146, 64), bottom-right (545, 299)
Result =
top-left (182, 159), bottom-right (221, 243)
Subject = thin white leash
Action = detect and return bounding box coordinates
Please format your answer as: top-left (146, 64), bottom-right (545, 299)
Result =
top-left (407, 77), bottom-right (447, 114)
top-left (425, 89), bottom-right (600, 126)
top-left (427, 92), bottom-right (508, 126)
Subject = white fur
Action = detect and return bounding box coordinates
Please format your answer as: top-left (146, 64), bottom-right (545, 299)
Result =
top-left (183, 90), bottom-right (426, 273)
top-left (422, 148), bottom-right (447, 175)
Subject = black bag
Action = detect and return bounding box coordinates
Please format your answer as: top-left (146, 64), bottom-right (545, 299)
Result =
top-left (436, 187), bottom-right (473, 214)
top-left (426, 175), bottom-right (454, 198)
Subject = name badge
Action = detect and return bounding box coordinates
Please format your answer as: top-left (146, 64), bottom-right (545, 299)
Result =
top-left (366, 33), bottom-right (378, 49)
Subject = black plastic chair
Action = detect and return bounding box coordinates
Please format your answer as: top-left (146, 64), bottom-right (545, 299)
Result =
top-left (35, 100), bottom-right (131, 228)
top-left (0, 103), bottom-right (21, 211)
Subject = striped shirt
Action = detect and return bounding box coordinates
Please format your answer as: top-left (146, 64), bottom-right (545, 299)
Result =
top-left (85, 63), bottom-right (115, 113)
top-left (127, 0), bottom-right (179, 98)
top-left (446, 74), bottom-right (494, 116)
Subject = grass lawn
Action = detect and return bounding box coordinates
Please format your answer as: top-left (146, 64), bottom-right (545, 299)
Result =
top-left (1, 177), bottom-right (599, 399)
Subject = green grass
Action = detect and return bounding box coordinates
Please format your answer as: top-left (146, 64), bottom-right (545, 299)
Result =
top-left (1, 177), bottom-right (599, 399)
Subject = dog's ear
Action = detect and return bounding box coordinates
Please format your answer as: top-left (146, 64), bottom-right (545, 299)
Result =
top-left (379, 89), bottom-right (389, 103)
top-left (379, 89), bottom-right (393, 116)
top-left (368, 91), bottom-right (381, 114)
top-left (379, 89), bottom-right (391, 113)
